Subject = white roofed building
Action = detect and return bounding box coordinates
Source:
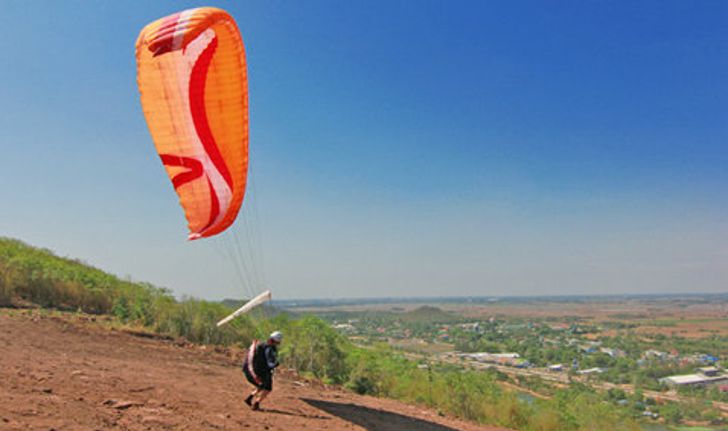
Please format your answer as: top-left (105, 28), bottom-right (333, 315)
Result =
top-left (660, 372), bottom-right (728, 387)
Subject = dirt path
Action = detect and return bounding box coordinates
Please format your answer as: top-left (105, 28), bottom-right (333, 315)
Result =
top-left (0, 310), bottom-right (511, 431)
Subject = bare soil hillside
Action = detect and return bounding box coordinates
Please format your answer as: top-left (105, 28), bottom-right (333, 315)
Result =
top-left (0, 311), bottom-right (511, 431)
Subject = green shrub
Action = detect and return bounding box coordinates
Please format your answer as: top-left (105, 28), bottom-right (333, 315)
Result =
top-left (282, 315), bottom-right (349, 383)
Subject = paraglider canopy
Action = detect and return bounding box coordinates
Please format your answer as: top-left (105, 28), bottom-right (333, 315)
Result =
top-left (136, 7), bottom-right (249, 240)
top-left (137, 8), bottom-right (270, 322)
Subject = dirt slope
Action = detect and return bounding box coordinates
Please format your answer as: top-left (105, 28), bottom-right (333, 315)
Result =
top-left (0, 311), bottom-right (511, 431)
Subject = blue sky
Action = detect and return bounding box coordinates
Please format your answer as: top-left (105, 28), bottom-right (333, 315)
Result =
top-left (0, 1), bottom-right (726, 299)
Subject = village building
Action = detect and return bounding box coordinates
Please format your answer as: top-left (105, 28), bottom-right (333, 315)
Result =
top-left (697, 366), bottom-right (720, 377)
top-left (577, 367), bottom-right (607, 375)
top-left (643, 349), bottom-right (667, 359)
top-left (460, 352), bottom-right (529, 367)
top-left (659, 366), bottom-right (728, 387)
top-left (332, 323), bottom-right (356, 333)
top-left (462, 352), bottom-right (520, 362)
top-left (459, 322), bottom-right (480, 331)
top-left (599, 347), bottom-right (625, 358)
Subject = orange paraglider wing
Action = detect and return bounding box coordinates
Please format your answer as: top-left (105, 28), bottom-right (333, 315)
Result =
top-left (136, 7), bottom-right (249, 240)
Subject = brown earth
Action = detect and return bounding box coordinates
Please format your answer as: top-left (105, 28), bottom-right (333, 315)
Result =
top-left (0, 310), bottom-right (511, 431)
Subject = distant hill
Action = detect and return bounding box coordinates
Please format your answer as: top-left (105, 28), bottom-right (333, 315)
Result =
top-left (401, 305), bottom-right (459, 323)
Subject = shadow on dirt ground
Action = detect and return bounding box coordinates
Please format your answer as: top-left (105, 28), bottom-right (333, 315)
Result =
top-left (303, 398), bottom-right (461, 431)
top-left (259, 407), bottom-right (331, 420)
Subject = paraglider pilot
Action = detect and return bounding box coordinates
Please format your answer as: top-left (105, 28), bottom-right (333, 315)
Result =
top-left (243, 331), bottom-right (282, 410)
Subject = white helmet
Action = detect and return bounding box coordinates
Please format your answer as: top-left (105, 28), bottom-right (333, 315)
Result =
top-left (269, 331), bottom-right (283, 342)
